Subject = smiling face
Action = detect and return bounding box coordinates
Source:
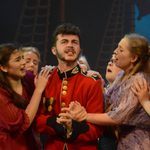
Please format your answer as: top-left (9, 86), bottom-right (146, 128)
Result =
top-left (52, 34), bottom-right (81, 66)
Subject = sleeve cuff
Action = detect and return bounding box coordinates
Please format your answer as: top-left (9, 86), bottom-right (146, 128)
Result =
top-left (67, 120), bottom-right (89, 142)
top-left (47, 116), bottom-right (66, 139)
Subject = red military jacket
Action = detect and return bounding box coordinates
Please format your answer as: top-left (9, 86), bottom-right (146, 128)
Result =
top-left (36, 65), bottom-right (104, 150)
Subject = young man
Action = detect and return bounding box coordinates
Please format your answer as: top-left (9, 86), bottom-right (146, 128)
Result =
top-left (36, 23), bottom-right (104, 150)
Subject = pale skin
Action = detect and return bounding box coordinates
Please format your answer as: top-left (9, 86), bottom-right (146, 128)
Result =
top-left (105, 54), bottom-right (122, 86)
top-left (58, 37), bottom-right (140, 126)
top-left (25, 68), bottom-right (51, 124)
top-left (131, 78), bottom-right (150, 116)
top-left (24, 51), bottom-right (40, 75)
top-left (1, 51), bottom-right (50, 125)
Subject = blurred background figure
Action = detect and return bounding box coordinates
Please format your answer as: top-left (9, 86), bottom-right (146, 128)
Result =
top-left (97, 52), bottom-right (122, 150)
top-left (78, 55), bottom-right (91, 72)
top-left (105, 52), bottom-right (122, 90)
top-left (22, 46), bottom-right (40, 75)
top-left (78, 54), bottom-right (104, 81)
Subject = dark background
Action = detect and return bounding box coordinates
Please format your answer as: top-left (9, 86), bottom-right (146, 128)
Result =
top-left (0, 0), bottom-right (150, 78)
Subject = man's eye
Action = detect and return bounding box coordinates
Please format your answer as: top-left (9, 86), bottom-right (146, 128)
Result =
top-left (61, 40), bottom-right (67, 44)
top-left (73, 41), bottom-right (79, 45)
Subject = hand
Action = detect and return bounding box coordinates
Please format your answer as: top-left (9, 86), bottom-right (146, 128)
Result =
top-left (131, 78), bottom-right (150, 104)
top-left (87, 70), bottom-right (105, 87)
top-left (34, 67), bottom-right (51, 93)
top-left (60, 102), bottom-right (87, 122)
top-left (41, 65), bottom-right (55, 72)
top-left (57, 111), bottom-right (73, 138)
top-left (87, 70), bottom-right (101, 78)
top-left (69, 101), bottom-right (87, 121)
top-left (57, 111), bottom-right (72, 127)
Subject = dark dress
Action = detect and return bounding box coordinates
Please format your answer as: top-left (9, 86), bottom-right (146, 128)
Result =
top-left (0, 72), bottom-right (41, 150)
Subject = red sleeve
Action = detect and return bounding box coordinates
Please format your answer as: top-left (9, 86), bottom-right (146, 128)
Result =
top-left (35, 113), bottom-right (56, 135)
top-left (76, 79), bottom-right (104, 142)
top-left (35, 96), bottom-right (57, 135)
top-left (0, 89), bottom-right (30, 135)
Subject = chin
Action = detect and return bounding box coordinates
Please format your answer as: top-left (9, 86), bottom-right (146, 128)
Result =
top-left (66, 58), bottom-right (77, 63)
top-left (20, 72), bottom-right (26, 77)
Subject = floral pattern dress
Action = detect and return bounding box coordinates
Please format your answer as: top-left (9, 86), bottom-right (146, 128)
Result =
top-left (106, 72), bottom-right (150, 150)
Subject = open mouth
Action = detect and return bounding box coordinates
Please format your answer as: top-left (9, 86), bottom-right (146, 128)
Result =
top-left (107, 68), bottom-right (112, 73)
top-left (67, 51), bottom-right (74, 54)
top-left (115, 57), bottom-right (118, 61)
top-left (20, 68), bottom-right (26, 73)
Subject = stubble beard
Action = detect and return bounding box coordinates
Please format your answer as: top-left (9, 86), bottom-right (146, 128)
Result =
top-left (56, 49), bottom-right (81, 65)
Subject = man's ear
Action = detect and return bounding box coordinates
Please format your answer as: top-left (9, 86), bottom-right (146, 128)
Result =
top-left (0, 65), bottom-right (8, 72)
top-left (51, 47), bottom-right (56, 55)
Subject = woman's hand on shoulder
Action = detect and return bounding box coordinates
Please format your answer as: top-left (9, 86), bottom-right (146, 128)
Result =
top-left (34, 67), bottom-right (51, 93)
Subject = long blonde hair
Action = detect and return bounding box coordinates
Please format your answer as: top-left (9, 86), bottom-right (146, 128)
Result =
top-left (124, 33), bottom-right (149, 75)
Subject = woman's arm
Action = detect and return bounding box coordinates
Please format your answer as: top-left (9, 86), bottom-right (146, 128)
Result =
top-left (25, 68), bottom-right (50, 125)
top-left (87, 113), bottom-right (117, 125)
top-left (61, 101), bottom-right (118, 126)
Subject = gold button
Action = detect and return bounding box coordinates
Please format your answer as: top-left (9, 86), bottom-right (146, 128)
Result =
top-left (61, 102), bottom-right (66, 107)
top-left (63, 80), bottom-right (68, 85)
top-left (48, 105), bottom-right (52, 112)
top-left (62, 85), bottom-right (68, 90)
top-left (62, 90), bottom-right (67, 95)
top-left (50, 97), bottom-right (54, 104)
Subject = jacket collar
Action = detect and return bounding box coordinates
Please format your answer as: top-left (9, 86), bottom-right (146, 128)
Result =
top-left (57, 65), bottom-right (81, 80)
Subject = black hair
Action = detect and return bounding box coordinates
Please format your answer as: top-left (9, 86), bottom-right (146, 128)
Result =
top-left (0, 43), bottom-right (28, 109)
top-left (51, 23), bottom-right (81, 47)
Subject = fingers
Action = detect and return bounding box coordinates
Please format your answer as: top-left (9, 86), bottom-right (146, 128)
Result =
top-left (58, 112), bottom-right (72, 118)
top-left (69, 102), bottom-right (75, 110)
top-left (34, 67), bottom-right (51, 91)
top-left (133, 78), bottom-right (148, 93)
top-left (57, 116), bottom-right (71, 123)
top-left (69, 101), bottom-right (81, 111)
top-left (131, 86), bottom-right (138, 96)
top-left (61, 107), bottom-right (70, 112)
top-left (39, 67), bottom-right (51, 79)
top-left (132, 78), bottom-right (150, 104)
top-left (57, 112), bottom-right (72, 126)
top-left (135, 79), bottom-right (141, 89)
top-left (73, 109), bottom-right (87, 121)
top-left (143, 78), bottom-right (149, 90)
top-left (41, 65), bottom-right (55, 72)
top-left (60, 101), bottom-right (87, 122)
